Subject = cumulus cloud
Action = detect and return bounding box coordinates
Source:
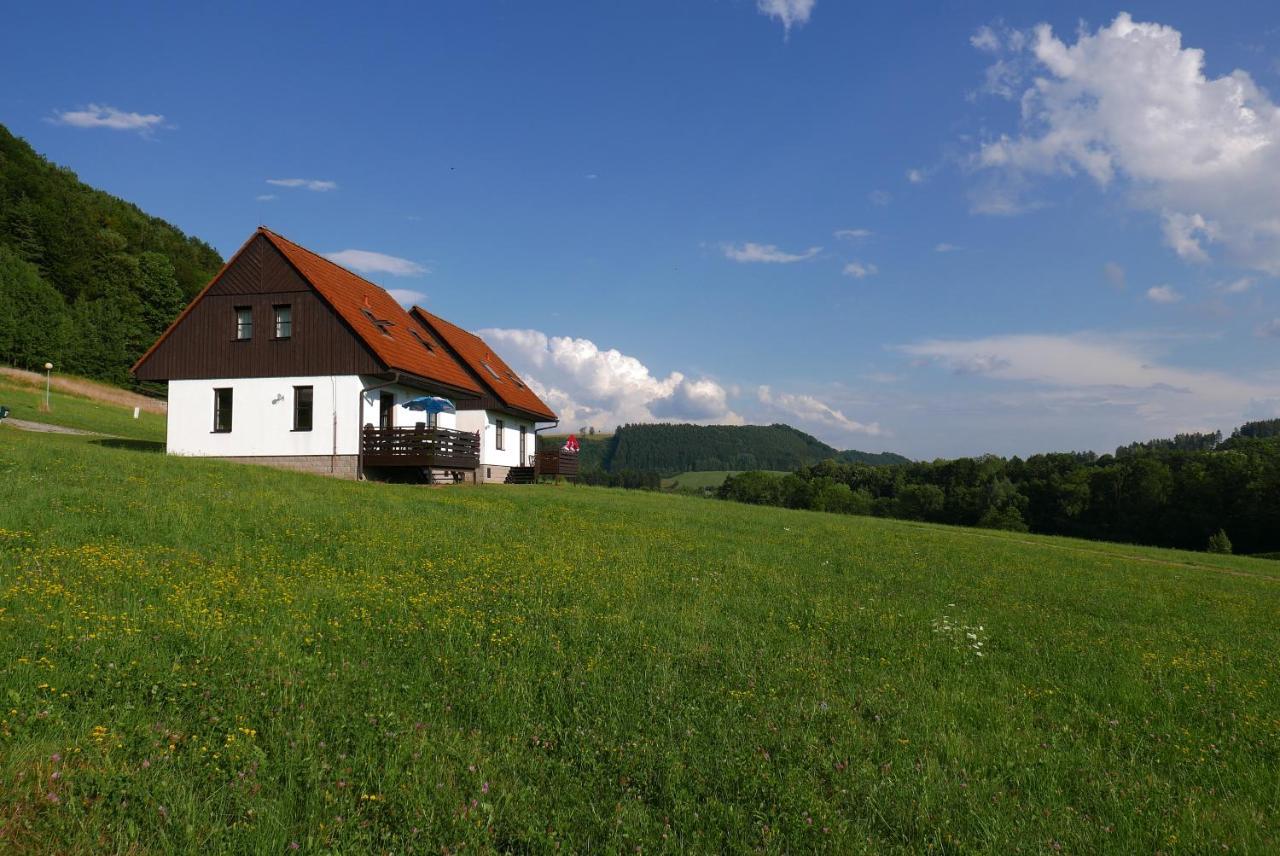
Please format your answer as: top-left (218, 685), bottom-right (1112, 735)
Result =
top-left (1146, 284), bottom-right (1182, 304)
top-left (722, 242), bottom-right (820, 263)
top-left (478, 328), bottom-right (741, 428)
top-left (267, 178), bottom-right (338, 192)
top-left (900, 331), bottom-right (1280, 431)
top-left (324, 250), bottom-right (427, 277)
top-left (49, 104), bottom-right (165, 134)
top-left (972, 13), bottom-right (1280, 273)
top-left (757, 385), bottom-right (882, 436)
top-left (842, 261), bottom-right (878, 279)
top-left (835, 228), bottom-right (872, 240)
top-left (1103, 261), bottom-right (1126, 289)
top-left (756, 0), bottom-right (814, 35)
top-left (906, 168), bottom-right (926, 184)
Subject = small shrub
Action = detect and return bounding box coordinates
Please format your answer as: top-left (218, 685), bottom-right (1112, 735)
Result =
top-left (1207, 528), bottom-right (1233, 554)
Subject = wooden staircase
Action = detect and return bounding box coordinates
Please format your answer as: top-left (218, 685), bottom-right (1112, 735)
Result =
top-left (504, 466), bottom-right (536, 485)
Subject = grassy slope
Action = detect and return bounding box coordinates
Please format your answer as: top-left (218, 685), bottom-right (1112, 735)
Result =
top-left (663, 470), bottom-right (788, 491)
top-left (0, 376), bottom-right (166, 442)
top-left (1, 430), bottom-right (1277, 853)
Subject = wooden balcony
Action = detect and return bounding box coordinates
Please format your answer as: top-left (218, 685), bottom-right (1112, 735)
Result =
top-left (534, 449), bottom-right (579, 479)
top-left (361, 426), bottom-right (481, 469)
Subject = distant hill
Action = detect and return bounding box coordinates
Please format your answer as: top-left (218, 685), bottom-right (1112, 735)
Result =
top-left (540, 422), bottom-right (908, 475)
top-left (0, 123), bottom-right (222, 383)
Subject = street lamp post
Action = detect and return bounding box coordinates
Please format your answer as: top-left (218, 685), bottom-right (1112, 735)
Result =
top-left (43, 362), bottom-right (52, 411)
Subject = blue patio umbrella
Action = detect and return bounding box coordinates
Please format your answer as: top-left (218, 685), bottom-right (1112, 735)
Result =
top-left (403, 395), bottom-right (456, 415)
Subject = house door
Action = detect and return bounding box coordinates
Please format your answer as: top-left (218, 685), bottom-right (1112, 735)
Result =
top-left (379, 392), bottom-right (395, 429)
top-left (519, 425), bottom-right (527, 464)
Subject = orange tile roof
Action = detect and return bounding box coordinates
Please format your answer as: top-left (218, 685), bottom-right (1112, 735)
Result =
top-left (412, 307), bottom-right (558, 421)
top-left (258, 228), bottom-right (484, 396)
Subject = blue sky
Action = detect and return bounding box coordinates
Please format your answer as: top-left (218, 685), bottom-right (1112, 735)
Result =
top-left (5, 1), bottom-right (1280, 458)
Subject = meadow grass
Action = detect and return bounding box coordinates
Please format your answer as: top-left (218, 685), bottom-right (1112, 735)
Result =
top-left (0, 378), bottom-right (166, 442)
top-left (0, 428), bottom-right (1277, 853)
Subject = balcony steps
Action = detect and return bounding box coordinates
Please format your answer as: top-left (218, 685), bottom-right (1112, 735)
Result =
top-left (505, 466), bottom-right (537, 485)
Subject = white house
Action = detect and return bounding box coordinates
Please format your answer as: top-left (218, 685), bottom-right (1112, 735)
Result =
top-left (133, 227), bottom-right (558, 483)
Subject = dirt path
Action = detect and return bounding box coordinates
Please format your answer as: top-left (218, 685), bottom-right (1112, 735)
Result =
top-left (0, 367), bottom-right (166, 414)
top-left (1, 418), bottom-right (104, 436)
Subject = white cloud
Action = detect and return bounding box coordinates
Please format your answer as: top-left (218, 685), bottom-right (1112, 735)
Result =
top-left (935, 242), bottom-right (962, 253)
top-left (868, 190), bottom-right (892, 206)
top-left (1103, 261), bottom-right (1126, 289)
top-left (1161, 212), bottom-right (1216, 263)
top-left (267, 178), bottom-right (338, 192)
top-left (324, 250), bottom-right (427, 277)
top-left (843, 261), bottom-right (878, 279)
top-left (387, 289), bottom-right (427, 307)
top-left (900, 331), bottom-right (1280, 431)
top-left (757, 385), bottom-right (882, 436)
top-left (256, 194), bottom-right (277, 202)
top-left (1258, 318), bottom-right (1280, 338)
top-left (756, 0), bottom-right (814, 35)
top-left (722, 242), bottom-right (820, 263)
top-left (835, 228), bottom-right (872, 240)
top-left (970, 25), bottom-right (1001, 53)
top-left (478, 328), bottom-right (741, 428)
top-left (49, 104), bottom-right (165, 134)
top-left (1146, 284), bottom-right (1182, 304)
top-left (1217, 276), bottom-right (1256, 294)
top-left (973, 13), bottom-right (1280, 273)
top-left (906, 168), bottom-right (926, 184)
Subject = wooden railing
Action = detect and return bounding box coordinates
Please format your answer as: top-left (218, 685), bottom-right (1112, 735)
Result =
top-left (534, 450), bottom-right (579, 478)
top-left (362, 426), bottom-right (481, 469)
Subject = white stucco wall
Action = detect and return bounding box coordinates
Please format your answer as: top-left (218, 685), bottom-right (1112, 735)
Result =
top-left (167, 376), bottom-right (461, 458)
top-left (456, 409), bottom-right (536, 468)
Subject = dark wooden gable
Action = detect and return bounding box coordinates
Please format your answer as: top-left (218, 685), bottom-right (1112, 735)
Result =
top-left (134, 234), bottom-right (385, 381)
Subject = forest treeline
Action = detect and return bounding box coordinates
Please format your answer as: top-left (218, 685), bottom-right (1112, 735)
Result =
top-left (719, 421), bottom-right (1280, 555)
top-left (0, 124), bottom-right (222, 383)
top-left (540, 422), bottom-right (909, 476)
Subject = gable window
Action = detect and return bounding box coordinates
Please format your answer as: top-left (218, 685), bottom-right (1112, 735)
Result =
top-left (293, 385), bottom-right (313, 432)
top-left (235, 307), bottom-right (253, 341)
top-left (274, 305), bottom-right (292, 339)
top-left (495, 418), bottom-right (505, 450)
top-left (213, 388), bottom-right (233, 433)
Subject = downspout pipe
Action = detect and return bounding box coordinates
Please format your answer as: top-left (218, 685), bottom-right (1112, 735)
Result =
top-left (357, 372), bottom-right (401, 481)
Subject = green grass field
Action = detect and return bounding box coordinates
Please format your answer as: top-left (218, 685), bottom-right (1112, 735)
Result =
top-left (1, 426), bottom-right (1278, 853)
top-left (662, 470), bottom-right (789, 491)
top-left (0, 377), bottom-right (166, 442)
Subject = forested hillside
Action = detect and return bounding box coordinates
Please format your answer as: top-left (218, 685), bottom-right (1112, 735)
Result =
top-left (720, 419), bottom-right (1280, 555)
top-left (0, 124), bottom-right (222, 383)
top-left (541, 422), bottom-right (908, 476)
